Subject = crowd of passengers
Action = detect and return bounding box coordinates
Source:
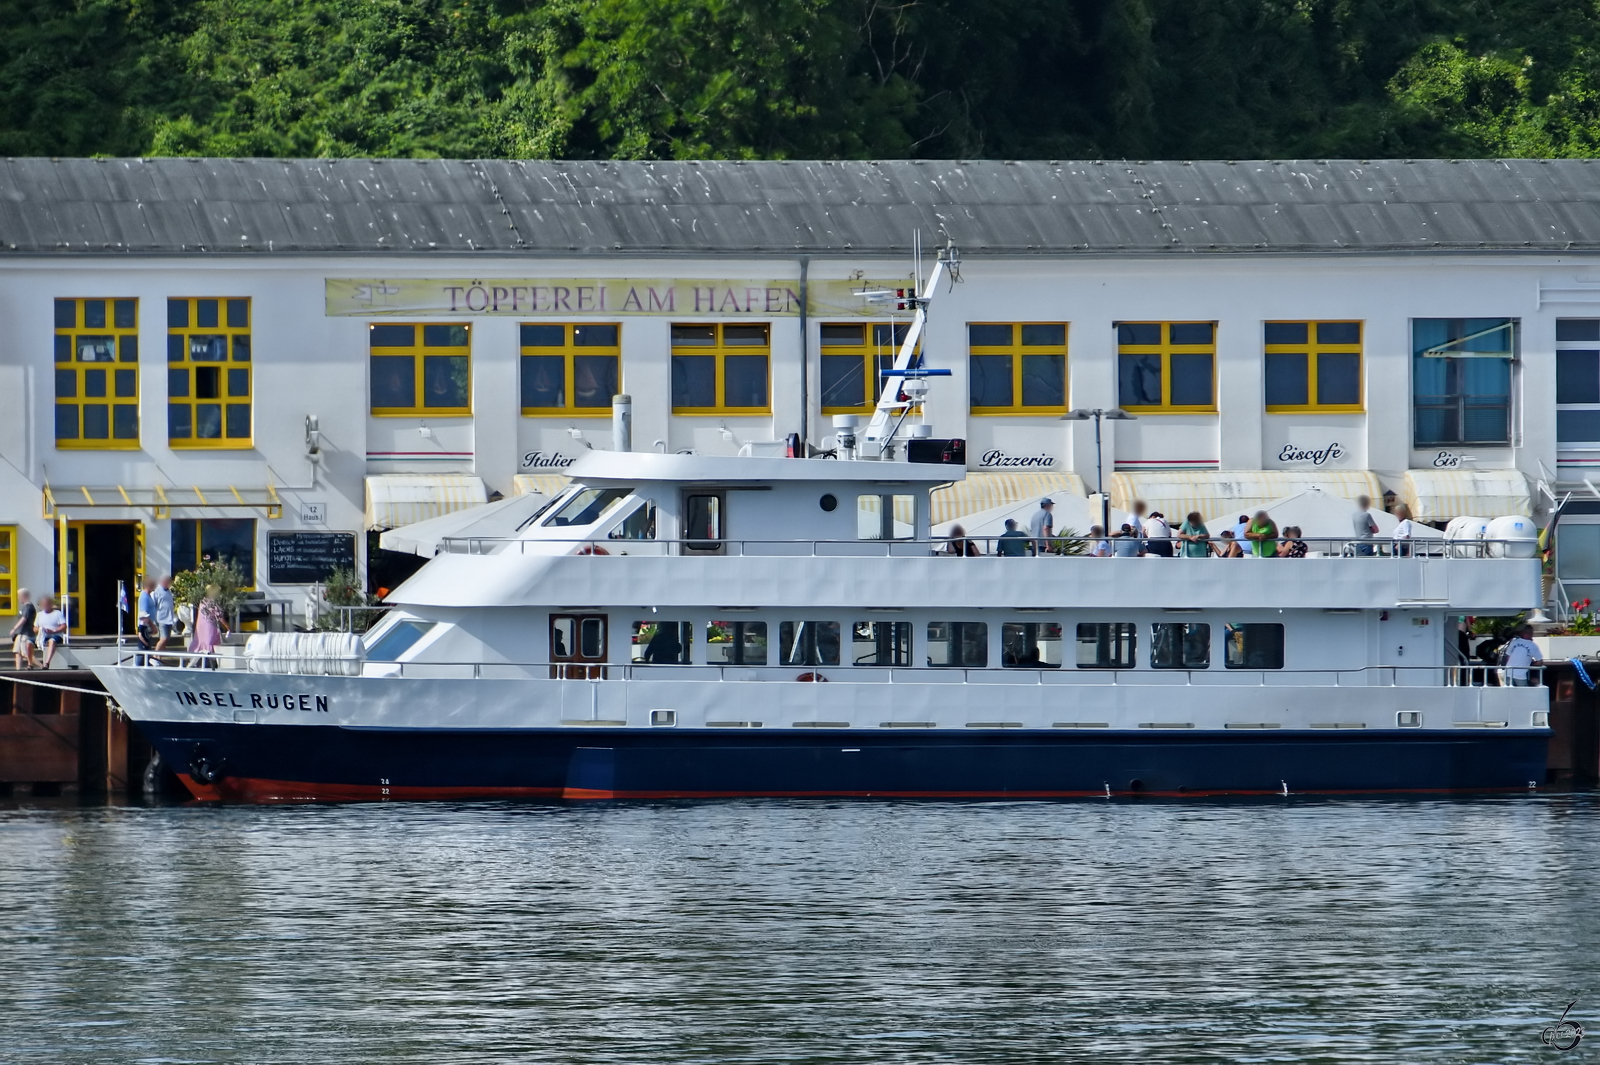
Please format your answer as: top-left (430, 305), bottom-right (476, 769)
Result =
top-left (945, 494), bottom-right (1426, 558)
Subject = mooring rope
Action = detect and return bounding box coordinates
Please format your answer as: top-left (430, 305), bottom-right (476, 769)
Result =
top-left (2, 673), bottom-right (111, 698)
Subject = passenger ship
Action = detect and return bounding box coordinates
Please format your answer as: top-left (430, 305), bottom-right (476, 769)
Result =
top-left (94, 448), bottom-right (1550, 802)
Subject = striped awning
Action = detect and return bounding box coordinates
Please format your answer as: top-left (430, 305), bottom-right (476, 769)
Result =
top-left (1110, 470), bottom-right (1384, 522)
top-left (928, 471), bottom-right (1086, 526)
top-left (365, 475), bottom-right (487, 530)
top-left (1401, 469), bottom-right (1531, 522)
top-left (511, 473), bottom-right (573, 498)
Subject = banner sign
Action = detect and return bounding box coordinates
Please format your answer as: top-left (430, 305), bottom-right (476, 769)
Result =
top-left (326, 278), bottom-right (906, 318)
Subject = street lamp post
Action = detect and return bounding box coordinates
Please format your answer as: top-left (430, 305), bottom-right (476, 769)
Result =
top-left (1063, 407), bottom-right (1136, 537)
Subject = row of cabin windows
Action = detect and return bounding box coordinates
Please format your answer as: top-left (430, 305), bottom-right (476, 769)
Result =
top-left (610, 620), bottom-right (1285, 670)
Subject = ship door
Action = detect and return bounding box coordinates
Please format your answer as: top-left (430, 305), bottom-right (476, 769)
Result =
top-left (681, 491), bottom-right (726, 555)
top-left (56, 520), bottom-right (143, 635)
top-left (551, 613), bottom-right (608, 679)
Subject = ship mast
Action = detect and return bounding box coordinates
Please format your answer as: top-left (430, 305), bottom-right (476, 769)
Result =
top-left (857, 236), bottom-right (961, 458)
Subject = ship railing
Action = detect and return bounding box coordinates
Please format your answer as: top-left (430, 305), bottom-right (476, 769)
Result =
top-left (438, 535), bottom-right (1539, 560)
top-left (110, 653), bottom-right (1545, 689)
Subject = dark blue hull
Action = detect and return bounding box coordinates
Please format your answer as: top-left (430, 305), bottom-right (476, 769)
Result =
top-left (135, 721), bottom-right (1552, 801)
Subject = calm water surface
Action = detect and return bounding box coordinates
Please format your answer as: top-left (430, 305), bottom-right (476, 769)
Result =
top-left (2, 795), bottom-right (1598, 1064)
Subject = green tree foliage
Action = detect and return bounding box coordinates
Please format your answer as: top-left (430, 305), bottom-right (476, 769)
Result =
top-left (8, 0), bottom-right (1600, 159)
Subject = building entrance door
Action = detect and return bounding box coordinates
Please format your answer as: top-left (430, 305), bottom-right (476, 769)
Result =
top-left (57, 521), bottom-right (144, 635)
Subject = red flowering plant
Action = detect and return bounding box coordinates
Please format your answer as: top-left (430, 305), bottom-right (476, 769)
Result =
top-left (1565, 598), bottom-right (1595, 636)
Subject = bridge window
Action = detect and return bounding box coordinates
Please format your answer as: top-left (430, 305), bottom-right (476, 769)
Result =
top-left (857, 494), bottom-right (915, 539)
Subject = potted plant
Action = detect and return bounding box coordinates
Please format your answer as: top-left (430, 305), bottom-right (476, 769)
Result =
top-left (1536, 598), bottom-right (1600, 659)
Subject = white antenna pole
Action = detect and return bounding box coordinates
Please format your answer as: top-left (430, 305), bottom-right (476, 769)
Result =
top-left (861, 242), bottom-right (959, 452)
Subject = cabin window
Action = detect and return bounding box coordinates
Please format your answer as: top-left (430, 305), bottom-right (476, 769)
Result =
top-left (632, 621), bottom-right (693, 664)
top-left (544, 487), bottom-right (632, 527)
top-left (779, 621), bottom-right (840, 666)
top-left (707, 621), bottom-right (767, 664)
top-left (1225, 624), bottom-right (1285, 669)
top-left (609, 500), bottom-right (657, 540)
top-left (1117, 322), bottom-right (1216, 412)
top-left (852, 621), bottom-right (911, 666)
top-left (367, 619), bottom-right (436, 661)
top-left (520, 322), bottom-right (621, 415)
top-left (369, 322), bottom-right (471, 416)
top-left (1076, 623), bottom-right (1137, 668)
top-left (172, 518), bottom-right (256, 587)
top-left (1002, 622), bottom-right (1061, 667)
top-left (55, 298), bottom-right (140, 449)
top-left (670, 323), bottom-right (771, 413)
top-left (856, 494), bottom-right (915, 539)
top-left (927, 622), bottom-right (987, 667)
top-left (821, 322), bottom-right (910, 415)
top-left (1151, 623), bottom-right (1210, 669)
top-left (968, 323), bottom-right (1068, 414)
top-left (683, 494), bottom-right (722, 545)
top-left (1264, 321), bottom-right (1363, 412)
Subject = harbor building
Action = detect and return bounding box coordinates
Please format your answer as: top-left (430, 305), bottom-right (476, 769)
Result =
top-left (2, 156), bottom-right (1599, 631)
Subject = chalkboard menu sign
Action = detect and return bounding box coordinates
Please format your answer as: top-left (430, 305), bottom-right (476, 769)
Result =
top-left (268, 532), bottom-right (357, 584)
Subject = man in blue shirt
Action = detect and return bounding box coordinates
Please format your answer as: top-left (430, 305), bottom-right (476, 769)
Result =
top-left (152, 576), bottom-right (178, 655)
top-left (997, 519), bottom-right (1031, 557)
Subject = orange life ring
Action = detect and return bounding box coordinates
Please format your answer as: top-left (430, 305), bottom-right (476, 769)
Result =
top-left (796, 672), bottom-right (829, 683)
top-left (576, 544), bottom-right (610, 555)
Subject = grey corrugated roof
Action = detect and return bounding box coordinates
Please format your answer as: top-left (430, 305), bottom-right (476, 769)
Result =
top-left (2, 157), bottom-right (1599, 257)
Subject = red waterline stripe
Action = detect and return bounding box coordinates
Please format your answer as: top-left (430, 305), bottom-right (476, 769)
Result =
top-left (176, 774), bottom-right (562, 804)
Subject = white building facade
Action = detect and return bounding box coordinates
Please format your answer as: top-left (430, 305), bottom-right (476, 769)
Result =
top-left (3, 157), bottom-right (1598, 632)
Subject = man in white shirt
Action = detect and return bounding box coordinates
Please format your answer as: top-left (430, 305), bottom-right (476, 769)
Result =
top-left (1143, 510), bottom-right (1173, 557)
top-left (1391, 503), bottom-right (1418, 557)
top-left (1351, 494), bottom-right (1380, 556)
top-left (1502, 624), bottom-right (1542, 686)
top-left (35, 594), bottom-right (68, 669)
top-left (1028, 498), bottom-right (1055, 554)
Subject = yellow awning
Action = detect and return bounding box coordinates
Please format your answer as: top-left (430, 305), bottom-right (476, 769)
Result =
top-left (511, 473), bottom-right (573, 498)
top-left (365, 475), bottom-right (487, 530)
top-left (1401, 469), bottom-right (1531, 522)
top-left (929, 471), bottom-right (1086, 526)
top-left (1110, 470), bottom-right (1383, 521)
top-left (42, 483), bottom-right (282, 518)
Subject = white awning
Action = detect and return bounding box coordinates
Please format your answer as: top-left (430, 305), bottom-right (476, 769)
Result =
top-left (929, 471), bottom-right (1086, 526)
top-left (1401, 469), bottom-right (1531, 522)
top-left (365, 475), bottom-right (488, 530)
top-left (1110, 470), bottom-right (1383, 522)
top-left (512, 473), bottom-right (573, 498)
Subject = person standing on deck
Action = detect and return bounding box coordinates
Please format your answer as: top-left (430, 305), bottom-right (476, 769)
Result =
top-left (1028, 499), bottom-right (1055, 555)
top-left (1502, 625), bottom-right (1542, 687)
top-left (1244, 511), bottom-right (1278, 558)
top-left (1352, 495), bottom-right (1380, 556)
top-left (997, 519), bottom-right (1031, 557)
top-left (152, 576), bottom-right (178, 656)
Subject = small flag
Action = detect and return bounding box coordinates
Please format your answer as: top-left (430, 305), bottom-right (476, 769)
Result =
top-left (117, 580), bottom-right (128, 615)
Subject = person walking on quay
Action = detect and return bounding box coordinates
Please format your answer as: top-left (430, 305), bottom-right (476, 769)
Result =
top-left (1178, 512), bottom-right (1210, 557)
top-left (1244, 510), bottom-right (1278, 558)
top-left (188, 584), bottom-right (229, 668)
top-left (10, 588), bottom-right (37, 670)
top-left (152, 575), bottom-right (177, 656)
top-left (35, 595), bottom-right (68, 669)
top-left (1351, 494), bottom-right (1379, 556)
top-left (1501, 624), bottom-right (1542, 687)
top-left (1029, 498), bottom-right (1055, 555)
top-left (997, 519), bottom-right (1031, 556)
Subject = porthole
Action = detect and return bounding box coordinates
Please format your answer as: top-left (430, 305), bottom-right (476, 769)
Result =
top-left (819, 493), bottom-right (838, 512)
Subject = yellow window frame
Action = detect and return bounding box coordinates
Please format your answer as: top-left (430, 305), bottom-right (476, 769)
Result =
top-left (0, 524), bottom-right (15, 613)
top-left (170, 518), bottom-right (257, 591)
top-left (370, 323), bottom-right (473, 416)
top-left (968, 322), bottom-right (1070, 415)
top-left (670, 323), bottom-right (772, 415)
top-left (1117, 321), bottom-right (1218, 413)
top-left (1264, 320), bottom-right (1364, 413)
top-left (819, 322), bottom-right (913, 416)
top-left (519, 322), bottom-right (622, 417)
top-left (55, 297), bottom-right (141, 451)
top-left (169, 297), bottom-right (253, 449)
